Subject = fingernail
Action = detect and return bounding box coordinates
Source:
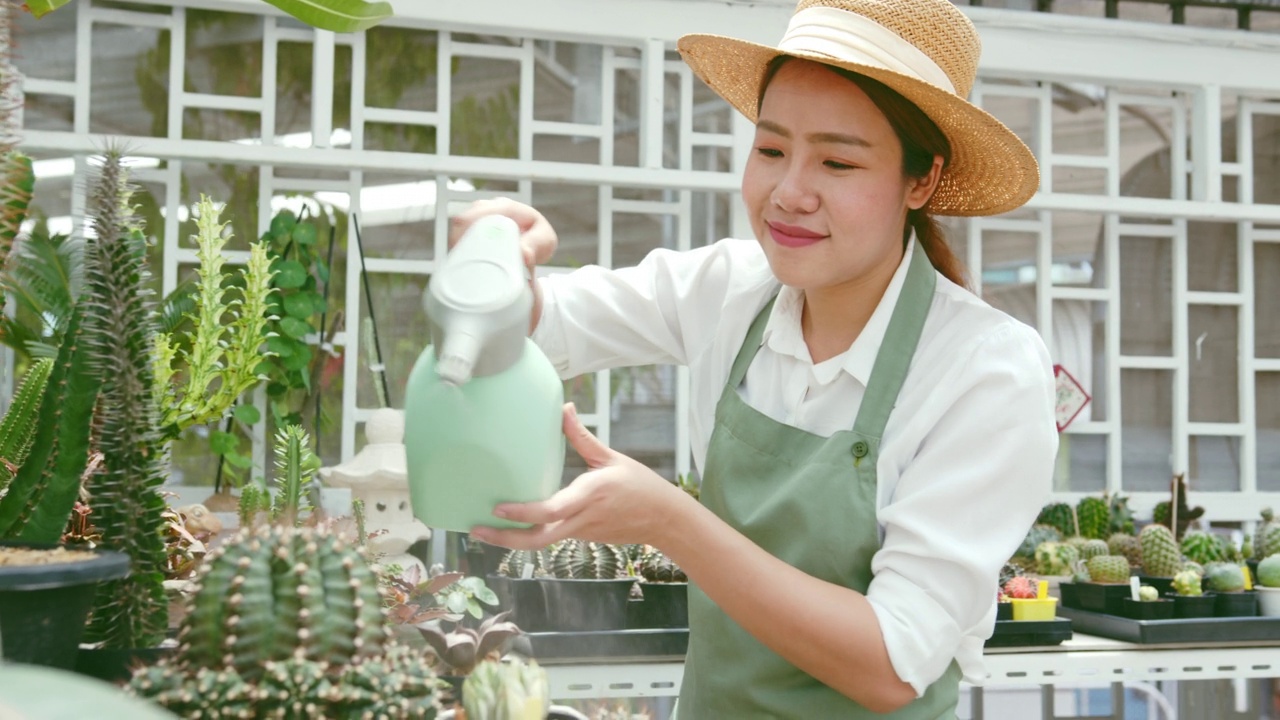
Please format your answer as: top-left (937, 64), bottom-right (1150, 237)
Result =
top-left (493, 506), bottom-right (510, 519)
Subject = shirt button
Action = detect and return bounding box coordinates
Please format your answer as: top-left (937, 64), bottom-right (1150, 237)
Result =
top-left (851, 441), bottom-right (869, 459)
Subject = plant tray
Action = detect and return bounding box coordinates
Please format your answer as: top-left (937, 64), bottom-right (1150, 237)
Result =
top-left (1060, 606), bottom-right (1280, 644)
top-left (524, 629), bottom-right (688, 662)
top-left (984, 618), bottom-right (1073, 648)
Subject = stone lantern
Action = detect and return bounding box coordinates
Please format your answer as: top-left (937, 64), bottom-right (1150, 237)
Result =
top-left (320, 408), bottom-right (431, 572)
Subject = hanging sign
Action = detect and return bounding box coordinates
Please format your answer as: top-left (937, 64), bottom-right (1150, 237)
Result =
top-left (1053, 364), bottom-right (1091, 432)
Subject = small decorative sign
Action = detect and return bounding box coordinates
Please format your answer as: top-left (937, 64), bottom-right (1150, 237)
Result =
top-left (1054, 364), bottom-right (1090, 432)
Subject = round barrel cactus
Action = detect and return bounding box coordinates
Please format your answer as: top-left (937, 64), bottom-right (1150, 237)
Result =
top-left (547, 539), bottom-right (627, 579)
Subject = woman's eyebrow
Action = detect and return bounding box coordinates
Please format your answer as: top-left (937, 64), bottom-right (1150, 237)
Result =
top-left (757, 119), bottom-right (873, 148)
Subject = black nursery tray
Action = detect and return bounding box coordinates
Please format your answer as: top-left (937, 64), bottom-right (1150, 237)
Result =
top-left (984, 618), bottom-right (1073, 648)
top-left (525, 629), bottom-right (689, 663)
top-left (1060, 606), bottom-right (1280, 645)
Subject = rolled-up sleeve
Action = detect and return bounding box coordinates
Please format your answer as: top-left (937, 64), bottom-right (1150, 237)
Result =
top-left (866, 321), bottom-right (1058, 695)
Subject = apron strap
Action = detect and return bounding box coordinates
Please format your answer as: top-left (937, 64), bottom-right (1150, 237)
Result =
top-left (726, 296), bottom-right (777, 390)
top-left (851, 239), bottom-right (937, 441)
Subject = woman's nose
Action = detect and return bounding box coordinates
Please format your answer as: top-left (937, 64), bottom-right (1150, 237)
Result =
top-left (770, 165), bottom-right (819, 214)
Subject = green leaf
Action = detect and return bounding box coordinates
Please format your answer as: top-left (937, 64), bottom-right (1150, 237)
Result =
top-left (225, 451), bottom-right (254, 469)
top-left (259, 0), bottom-right (394, 33)
top-left (210, 430), bottom-right (238, 455)
top-left (316, 259), bottom-right (331, 285)
top-left (291, 222), bottom-right (318, 246)
top-left (266, 336), bottom-right (295, 358)
top-left (23, 0), bottom-right (77, 18)
top-left (280, 344), bottom-right (313, 372)
top-left (311, 294), bottom-right (328, 316)
top-left (445, 591), bottom-right (469, 614)
top-left (273, 260), bottom-right (309, 289)
top-left (284, 292), bottom-right (319, 320)
top-left (269, 211), bottom-right (297, 236)
top-left (467, 600), bottom-right (483, 619)
top-left (475, 586), bottom-right (499, 606)
top-left (232, 404), bottom-right (261, 425)
top-left (279, 317), bottom-right (312, 339)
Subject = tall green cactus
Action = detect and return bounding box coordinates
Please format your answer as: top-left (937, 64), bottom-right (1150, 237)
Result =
top-left (0, 305), bottom-right (98, 540)
top-left (80, 151), bottom-right (170, 649)
top-left (0, 358), bottom-right (53, 495)
top-left (272, 423), bottom-right (320, 526)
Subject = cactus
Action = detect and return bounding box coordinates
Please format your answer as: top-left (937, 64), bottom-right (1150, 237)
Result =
top-left (547, 540), bottom-right (628, 580)
top-left (129, 645), bottom-right (443, 719)
top-left (180, 524), bottom-right (388, 677)
top-left (1256, 555), bottom-right (1280, 588)
top-left (1036, 502), bottom-right (1077, 539)
top-left (497, 548), bottom-right (547, 579)
top-left (1069, 559), bottom-right (1091, 583)
top-left (0, 359), bottom-right (53, 495)
top-left (1107, 533), bottom-right (1143, 572)
top-left (1034, 541), bottom-right (1078, 576)
top-left (1016, 524), bottom-right (1062, 559)
top-left (462, 657), bottom-right (550, 720)
top-left (272, 423), bottom-right (321, 526)
top-left (1002, 576), bottom-right (1037, 599)
top-left (1079, 539), bottom-right (1109, 561)
top-left (1254, 508), bottom-right (1280, 561)
top-left (1180, 530), bottom-right (1227, 566)
top-left (1203, 562), bottom-right (1246, 593)
top-left (237, 482), bottom-right (271, 528)
top-left (1076, 496), bottom-right (1111, 540)
top-left (636, 545), bottom-right (686, 583)
top-left (1153, 473), bottom-right (1203, 541)
top-left (999, 562), bottom-right (1025, 588)
top-left (1138, 585), bottom-right (1159, 601)
top-left (1172, 569), bottom-right (1203, 596)
top-left (1182, 560), bottom-right (1204, 577)
top-left (1086, 555), bottom-right (1130, 584)
top-left (1108, 493), bottom-right (1135, 535)
top-left (1140, 523), bottom-right (1182, 578)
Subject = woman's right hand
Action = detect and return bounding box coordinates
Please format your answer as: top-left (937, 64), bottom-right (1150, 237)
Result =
top-left (448, 198), bottom-right (558, 333)
top-left (448, 197), bottom-right (558, 271)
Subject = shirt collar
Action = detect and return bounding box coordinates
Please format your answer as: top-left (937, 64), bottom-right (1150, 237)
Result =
top-left (760, 237), bottom-right (920, 387)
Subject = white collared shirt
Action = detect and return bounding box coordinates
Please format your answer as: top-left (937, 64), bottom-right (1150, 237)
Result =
top-left (531, 237), bottom-right (1058, 695)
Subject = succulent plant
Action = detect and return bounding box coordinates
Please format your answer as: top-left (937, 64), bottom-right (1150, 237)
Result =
top-left (461, 657), bottom-right (550, 720)
top-left (1016, 524), bottom-right (1063, 559)
top-left (1138, 585), bottom-right (1159, 602)
top-left (999, 562), bottom-right (1026, 588)
top-left (547, 540), bottom-right (628, 580)
top-left (1077, 496), bottom-right (1111, 540)
top-left (1172, 569), bottom-right (1203, 596)
top-left (0, 358), bottom-right (52, 496)
top-left (1034, 541), bottom-right (1078, 576)
top-left (635, 545), bottom-right (686, 583)
top-left (1254, 508), bottom-right (1280, 561)
top-left (1069, 559), bottom-right (1091, 583)
top-left (1140, 523), bottom-right (1182, 578)
top-left (1002, 576), bottom-right (1037, 599)
top-left (1256, 555), bottom-right (1280, 588)
top-left (1107, 533), bottom-right (1143, 572)
top-left (497, 548), bottom-right (547, 579)
top-left (1203, 562), bottom-right (1246, 593)
top-left (1079, 539), bottom-right (1109, 561)
top-left (1108, 493), bottom-right (1135, 535)
top-left (1152, 473), bottom-right (1204, 541)
top-left (1036, 502), bottom-right (1078, 539)
top-left (1180, 530), bottom-right (1228, 566)
top-left (179, 524), bottom-right (388, 677)
top-left (1086, 555), bottom-right (1130, 584)
top-left (1181, 560), bottom-right (1204, 577)
top-left (418, 611), bottom-right (523, 676)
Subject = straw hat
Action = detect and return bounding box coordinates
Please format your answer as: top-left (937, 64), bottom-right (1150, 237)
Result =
top-left (678, 0), bottom-right (1039, 217)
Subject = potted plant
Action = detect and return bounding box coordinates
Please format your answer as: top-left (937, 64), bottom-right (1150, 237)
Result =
top-left (539, 539), bottom-right (636, 632)
top-left (1256, 555), bottom-right (1280, 617)
top-left (1074, 555), bottom-right (1132, 615)
top-left (1002, 576), bottom-right (1056, 621)
top-left (1137, 523), bottom-right (1182, 595)
top-left (628, 544), bottom-right (688, 630)
top-left (1203, 562), bottom-right (1257, 617)
top-left (1121, 585), bottom-right (1174, 620)
top-left (1167, 568), bottom-right (1215, 619)
top-left (493, 547), bottom-right (552, 633)
top-left (1250, 507), bottom-right (1280, 580)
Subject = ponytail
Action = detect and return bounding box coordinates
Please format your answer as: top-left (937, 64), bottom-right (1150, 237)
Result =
top-left (908, 208), bottom-right (967, 289)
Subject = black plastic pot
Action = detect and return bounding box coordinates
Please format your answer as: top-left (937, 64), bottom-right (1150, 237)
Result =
top-left (1075, 582), bottom-right (1130, 615)
top-left (540, 578), bottom-right (635, 631)
top-left (1139, 575), bottom-right (1175, 596)
top-left (0, 543), bottom-right (130, 669)
top-left (1058, 582), bottom-right (1080, 610)
top-left (1214, 590), bottom-right (1258, 617)
top-left (1121, 598), bottom-right (1174, 620)
top-left (995, 602), bottom-right (1013, 621)
top-left (504, 577), bottom-right (550, 632)
top-left (1166, 593), bottom-right (1217, 619)
top-left (74, 644), bottom-right (176, 683)
top-left (626, 582), bottom-right (689, 629)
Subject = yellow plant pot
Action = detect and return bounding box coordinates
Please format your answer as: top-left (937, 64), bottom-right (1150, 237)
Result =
top-left (1010, 597), bottom-right (1058, 621)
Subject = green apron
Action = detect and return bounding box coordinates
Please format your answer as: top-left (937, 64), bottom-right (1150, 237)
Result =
top-left (677, 240), bottom-right (962, 718)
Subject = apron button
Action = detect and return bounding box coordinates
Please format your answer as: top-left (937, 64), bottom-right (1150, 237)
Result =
top-left (851, 441), bottom-right (869, 458)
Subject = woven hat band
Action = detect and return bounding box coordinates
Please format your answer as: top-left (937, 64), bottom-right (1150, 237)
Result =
top-left (777, 7), bottom-right (956, 95)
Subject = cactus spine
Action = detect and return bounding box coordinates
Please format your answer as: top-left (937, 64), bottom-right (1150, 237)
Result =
top-left (272, 423), bottom-right (320, 526)
top-left (0, 358), bottom-right (53, 494)
top-left (547, 540), bottom-right (627, 579)
top-left (1254, 508), bottom-right (1280, 560)
top-left (1085, 555), bottom-right (1130, 584)
top-left (1140, 523), bottom-right (1182, 578)
top-left (636, 545), bottom-right (686, 583)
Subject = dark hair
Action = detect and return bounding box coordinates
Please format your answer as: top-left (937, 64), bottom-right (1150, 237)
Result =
top-left (757, 56), bottom-right (967, 288)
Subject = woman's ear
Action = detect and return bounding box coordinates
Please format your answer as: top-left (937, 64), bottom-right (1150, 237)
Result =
top-left (905, 155), bottom-right (945, 211)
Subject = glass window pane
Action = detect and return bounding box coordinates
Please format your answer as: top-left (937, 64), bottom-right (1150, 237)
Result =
top-left (1189, 436), bottom-right (1240, 492)
top-left (1260, 373), bottom-right (1280, 492)
top-left (1052, 212), bottom-right (1104, 288)
top-left (1187, 222), bottom-right (1238, 293)
top-left (1188, 305), bottom-right (1239, 424)
top-left (450, 58), bottom-right (520, 159)
top-left (1257, 242), bottom-right (1280, 359)
top-left (1055, 433), bottom-right (1106, 493)
top-left (1052, 300), bottom-right (1107, 423)
top-left (1122, 369), bottom-right (1173, 492)
top-left (1120, 235), bottom-right (1172, 356)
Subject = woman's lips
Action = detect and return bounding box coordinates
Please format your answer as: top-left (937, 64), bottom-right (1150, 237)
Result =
top-left (767, 222), bottom-right (827, 249)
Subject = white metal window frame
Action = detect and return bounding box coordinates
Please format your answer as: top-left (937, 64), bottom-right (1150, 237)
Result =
top-left (9, 0), bottom-right (1280, 524)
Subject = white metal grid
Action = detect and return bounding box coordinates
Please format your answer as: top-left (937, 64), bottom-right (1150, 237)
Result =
top-left (7, 0), bottom-right (1280, 525)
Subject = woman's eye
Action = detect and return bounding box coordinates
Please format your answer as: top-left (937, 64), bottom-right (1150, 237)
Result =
top-left (755, 147), bottom-right (783, 158)
top-left (824, 160), bottom-right (856, 170)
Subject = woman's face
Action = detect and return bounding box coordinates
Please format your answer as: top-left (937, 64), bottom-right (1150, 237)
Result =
top-left (742, 60), bottom-right (935, 293)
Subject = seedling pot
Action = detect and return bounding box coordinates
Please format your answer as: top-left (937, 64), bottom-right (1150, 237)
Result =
top-left (1121, 598), bottom-right (1174, 620)
top-left (1167, 593), bottom-right (1216, 619)
top-left (540, 578), bottom-right (634, 631)
top-left (1257, 587), bottom-right (1280, 617)
top-left (1214, 590), bottom-right (1258, 617)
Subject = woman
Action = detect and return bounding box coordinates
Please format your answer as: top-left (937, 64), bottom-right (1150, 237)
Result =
top-left (459, 0), bottom-right (1058, 716)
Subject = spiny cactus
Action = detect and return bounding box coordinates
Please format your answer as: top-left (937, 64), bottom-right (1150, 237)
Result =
top-left (1034, 541), bottom-right (1078, 576)
top-left (0, 358), bottom-right (53, 495)
top-left (1180, 530), bottom-right (1228, 566)
top-left (1076, 496), bottom-right (1111, 540)
top-left (180, 524), bottom-right (388, 677)
top-left (129, 645), bottom-right (444, 719)
top-left (0, 151), bottom-right (34, 316)
top-left (1036, 502), bottom-right (1077, 538)
top-left (1257, 555), bottom-right (1280, 588)
top-left (636, 545), bottom-right (686, 583)
top-left (462, 657), bottom-right (550, 720)
top-left (547, 540), bottom-right (627, 580)
top-left (1107, 533), bottom-right (1143, 571)
top-left (1203, 562), bottom-right (1246, 593)
top-left (999, 562), bottom-right (1025, 588)
top-left (1002, 576), bottom-right (1037, 599)
top-left (497, 548), bottom-right (547, 579)
top-left (1173, 569), bottom-right (1203, 596)
top-left (1079, 539), bottom-right (1109, 561)
top-left (272, 423), bottom-right (321, 526)
top-left (1016, 524), bottom-right (1062, 559)
top-left (1108, 493), bottom-right (1135, 535)
top-left (1069, 559), bottom-right (1091, 583)
top-left (1140, 524), bottom-right (1182, 578)
top-left (1153, 473), bottom-right (1203, 541)
top-left (1085, 555), bottom-right (1130, 584)
top-left (1254, 508), bottom-right (1280, 561)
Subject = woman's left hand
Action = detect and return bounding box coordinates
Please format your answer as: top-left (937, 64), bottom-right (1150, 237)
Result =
top-left (470, 403), bottom-right (690, 550)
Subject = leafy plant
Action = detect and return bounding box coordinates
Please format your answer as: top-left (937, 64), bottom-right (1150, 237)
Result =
top-left (418, 611), bottom-right (522, 677)
top-left (0, 150), bottom-right (34, 316)
top-left (23, 0), bottom-right (393, 33)
top-left (383, 564), bottom-right (501, 626)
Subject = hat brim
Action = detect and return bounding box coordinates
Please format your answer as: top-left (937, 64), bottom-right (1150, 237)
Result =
top-left (677, 33), bottom-right (1040, 218)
